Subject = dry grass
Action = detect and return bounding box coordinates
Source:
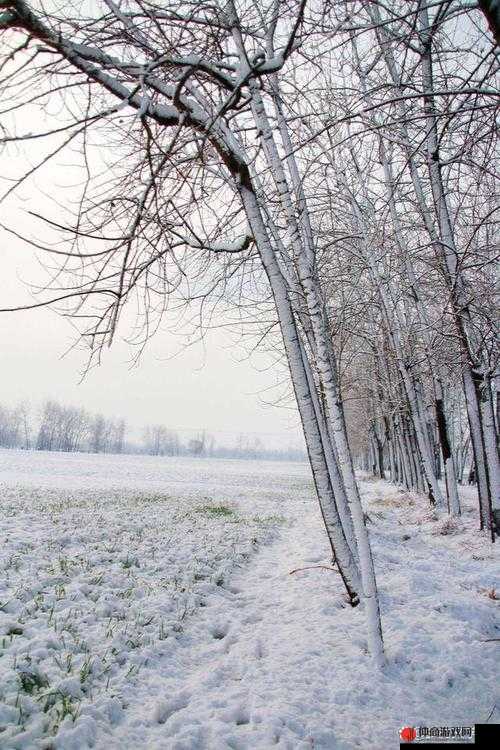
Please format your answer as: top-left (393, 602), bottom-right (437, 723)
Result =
top-left (372, 492), bottom-right (416, 508)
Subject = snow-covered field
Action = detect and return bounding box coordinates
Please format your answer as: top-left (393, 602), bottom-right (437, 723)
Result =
top-left (0, 450), bottom-right (498, 749)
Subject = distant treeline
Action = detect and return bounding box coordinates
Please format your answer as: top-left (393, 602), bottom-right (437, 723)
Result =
top-left (0, 400), bottom-right (306, 462)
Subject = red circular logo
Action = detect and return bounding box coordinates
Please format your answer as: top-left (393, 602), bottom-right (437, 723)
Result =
top-left (400, 727), bottom-right (417, 742)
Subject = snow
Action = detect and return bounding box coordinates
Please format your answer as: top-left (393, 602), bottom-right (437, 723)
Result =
top-left (0, 450), bottom-right (498, 749)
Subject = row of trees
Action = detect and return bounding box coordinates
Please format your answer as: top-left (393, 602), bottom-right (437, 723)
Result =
top-left (352, 383), bottom-right (475, 488)
top-left (297, 2), bottom-right (500, 541)
top-left (315, 2), bottom-right (499, 539)
top-left (0, 400), bottom-right (127, 453)
top-left (0, 400), bottom-right (305, 460)
top-left (1, 1), bottom-right (498, 664)
top-left (143, 423), bottom-right (304, 459)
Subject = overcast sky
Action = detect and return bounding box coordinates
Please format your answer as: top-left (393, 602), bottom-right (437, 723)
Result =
top-left (0, 53), bottom-right (306, 451)
top-left (0, 178), bottom-right (303, 450)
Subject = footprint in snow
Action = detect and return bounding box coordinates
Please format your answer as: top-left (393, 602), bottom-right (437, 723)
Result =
top-left (254, 638), bottom-right (266, 659)
top-left (210, 621), bottom-right (230, 640)
top-left (302, 554), bottom-right (324, 563)
top-left (153, 693), bottom-right (190, 724)
top-left (241, 612), bottom-right (262, 625)
top-left (222, 632), bottom-right (239, 653)
top-left (220, 705), bottom-right (251, 727)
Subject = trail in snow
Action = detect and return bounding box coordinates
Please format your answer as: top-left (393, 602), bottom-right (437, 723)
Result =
top-left (1, 453), bottom-right (498, 750)
top-left (93, 481), bottom-right (499, 750)
top-left (96, 495), bottom-right (343, 750)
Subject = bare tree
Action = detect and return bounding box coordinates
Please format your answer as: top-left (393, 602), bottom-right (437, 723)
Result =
top-left (90, 414), bottom-right (106, 453)
top-left (188, 430), bottom-right (207, 457)
top-left (0, 0), bottom-right (385, 660)
top-left (113, 418), bottom-right (126, 454)
top-left (0, 403), bottom-right (21, 447)
top-left (144, 424), bottom-right (179, 456)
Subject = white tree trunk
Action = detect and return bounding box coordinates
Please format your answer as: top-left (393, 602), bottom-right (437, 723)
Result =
top-left (244, 83), bottom-right (384, 663)
top-left (238, 180), bottom-right (363, 603)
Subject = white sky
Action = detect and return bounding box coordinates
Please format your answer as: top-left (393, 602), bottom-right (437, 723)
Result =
top-left (0, 168), bottom-right (303, 450)
top-left (0, 31), bottom-right (304, 451)
top-left (0, 222), bottom-right (303, 447)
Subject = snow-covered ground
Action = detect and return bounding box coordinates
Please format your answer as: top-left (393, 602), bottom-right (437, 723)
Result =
top-left (0, 450), bottom-right (498, 749)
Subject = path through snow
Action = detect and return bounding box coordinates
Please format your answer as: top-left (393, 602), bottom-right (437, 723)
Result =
top-left (91, 479), bottom-right (499, 750)
top-left (1, 453), bottom-right (498, 749)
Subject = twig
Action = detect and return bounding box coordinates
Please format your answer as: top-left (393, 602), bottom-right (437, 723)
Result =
top-left (485, 703), bottom-right (497, 722)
